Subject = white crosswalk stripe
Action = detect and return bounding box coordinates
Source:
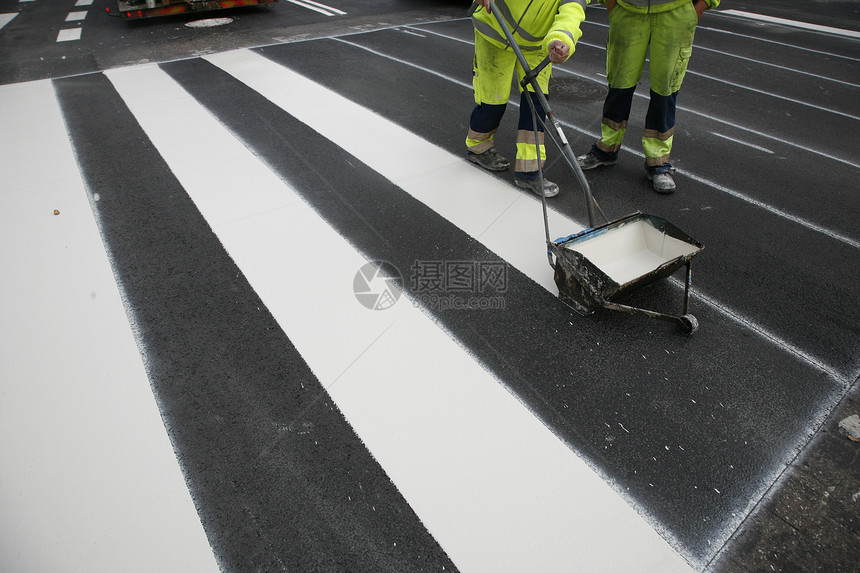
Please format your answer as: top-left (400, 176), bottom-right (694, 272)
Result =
top-left (0, 53), bottom-right (697, 571)
top-left (106, 57), bottom-right (694, 572)
top-left (0, 80), bottom-right (218, 573)
top-left (0, 13), bottom-right (17, 31)
top-left (205, 49), bottom-right (582, 295)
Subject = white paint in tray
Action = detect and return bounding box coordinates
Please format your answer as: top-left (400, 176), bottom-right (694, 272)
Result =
top-left (565, 219), bottom-right (699, 285)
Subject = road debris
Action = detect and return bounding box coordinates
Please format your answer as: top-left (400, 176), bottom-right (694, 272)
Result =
top-left (837, 414), bottom-right (860, 442)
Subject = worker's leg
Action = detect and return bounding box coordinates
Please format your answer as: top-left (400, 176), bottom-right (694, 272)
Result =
top-left (514, 90), bottom-right (546, 174)
top-left (642, 2), bottom-right (697, 173)
top-left (512, 51), bottom-right (559, 197)
top-left (513, 49), bottom-right (551, 176)
top-left (466, 32), bottom-right (517, 170)
top-left (588, 7), bottom-right (650, 164)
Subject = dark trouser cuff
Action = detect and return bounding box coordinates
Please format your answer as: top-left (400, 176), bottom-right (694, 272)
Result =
top-left (646, 162), bottom-right (674, 175)
top-left (514, 171), bottom-right (539, 180)
top-left (590, 145), bottom-right (618, 162)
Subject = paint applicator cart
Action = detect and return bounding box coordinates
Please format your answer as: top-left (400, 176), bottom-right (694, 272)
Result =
top-left (484, 0), bottom-right (704, 333)
top-left (550, 214), bottom-right (703, 333)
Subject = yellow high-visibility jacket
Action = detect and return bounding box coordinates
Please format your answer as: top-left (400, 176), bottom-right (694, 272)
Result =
top-left (471, 0), bottom-right (590, 62)
top-left (598, 0), bottom-right (720, 13)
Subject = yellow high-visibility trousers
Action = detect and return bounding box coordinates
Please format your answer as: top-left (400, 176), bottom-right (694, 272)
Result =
top-left (594, 2), bottom-right (697, 169)
top-left (466, 31), bottom-right (553, 175)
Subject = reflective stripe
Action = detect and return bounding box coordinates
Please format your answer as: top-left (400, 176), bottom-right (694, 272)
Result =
top-left (643, 133), bottom-right (673, 165)
top-left (516, 129), bottom-right (545, 148)
top-left (645, 154), bottom-right (671, 166)
top-left (515, 129), bottom-right (546, 172)
top-left (561, 0), bottom-right (587, 10)
top-left (515, 157), bottom-right (542, 172)
top-left (471, 17), bottom-right (543, 50)
top-left (467, 128), bottom-right (498, 154)
top-left (471, 0), bottom-right (588, 59)
top-left (555, 29), bottom-right (576, 44)
top-left (468, 139), bottom-right (496, 153)
top-left (597, 119), bottom-right (625, 153)
top-left (468, 128), bottom-right (498, 142)
top-left (495, 0), bottom-right (544, 43)
top-left (471, 17), bottom-right (507, 45)
top-left (596, 140), bottom-right (621, 153)
top-left (643, 127), bottom-right (674, 142)
top-left (602, 117), bottom-right (628, 132)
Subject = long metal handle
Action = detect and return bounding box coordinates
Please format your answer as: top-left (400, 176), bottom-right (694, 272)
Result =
top-left (486, 0), bottom-right (598, 229)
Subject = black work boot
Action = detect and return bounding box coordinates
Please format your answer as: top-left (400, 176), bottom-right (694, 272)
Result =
top-left (514, 177), bottom-right (559, 198)
top-left (467, 147), bottom-right (510, 172)
top-left (576, 151), bottom-right (617, 170)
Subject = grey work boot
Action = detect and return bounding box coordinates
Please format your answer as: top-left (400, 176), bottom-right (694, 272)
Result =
top-left (576, 151), bottom-right (617, 171)
top-left (646, 171), bottom-right (676, 194)
top-left (514, 177), bottom-right (560, 198)
top-left (467, 147), bottom-right (510, 172)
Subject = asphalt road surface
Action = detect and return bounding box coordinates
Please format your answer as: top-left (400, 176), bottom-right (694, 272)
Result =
top-left (1, 1), bottom-right (858, 572)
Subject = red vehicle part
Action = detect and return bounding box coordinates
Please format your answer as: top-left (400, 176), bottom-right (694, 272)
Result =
top-left (116, 0), bottom-right (277, 20)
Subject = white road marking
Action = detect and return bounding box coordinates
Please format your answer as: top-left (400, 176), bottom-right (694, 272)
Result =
top-left (105, 57), bottom-right (698, 572)
top-left (720, 9), bottom-right (860, 39)
top-left (400, 28), bottom-right (427, 38)
top-left (710, 131), bottom-right (774, 154)
top-left (287, 0), bottom-right (345, 16)
top-left (66, 10), bottom-right (87, 22)
top-left (692, 43), bottom-right (860, 88)
top-left (416, 24), bottom-right (860, 169)
top-left (574, 39), bottom-right (860, 121)
top-left (75, 0), bottom-right (95, 6)
top-left (235, 42), bottom-right (860, 383)
top-left (690, 289), bottom-right (845, 385)
top-left (0, 80), bottom-right (218, 573)
top-left (364, 29), bottom-right (860, 237)
top-left (587, 4), bottom-right (860, 41)
top-left (685, 67), bottom-right (860, 121)
top-left (666, 96), bottom-right (860, 170)
top-left (0, 13), bottom-right (16, 31)
top-left (329, 33), bottom-right (857, 381)
top-left (584, 19), bottom-right (860, 70)
top-left (56, 27), bottom-right (81, 42)
top-left (698, 23), bottom-right (860, 62)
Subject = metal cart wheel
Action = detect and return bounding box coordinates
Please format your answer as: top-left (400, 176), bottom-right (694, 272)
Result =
top-left (680, 314), bottom-right (699, 335)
